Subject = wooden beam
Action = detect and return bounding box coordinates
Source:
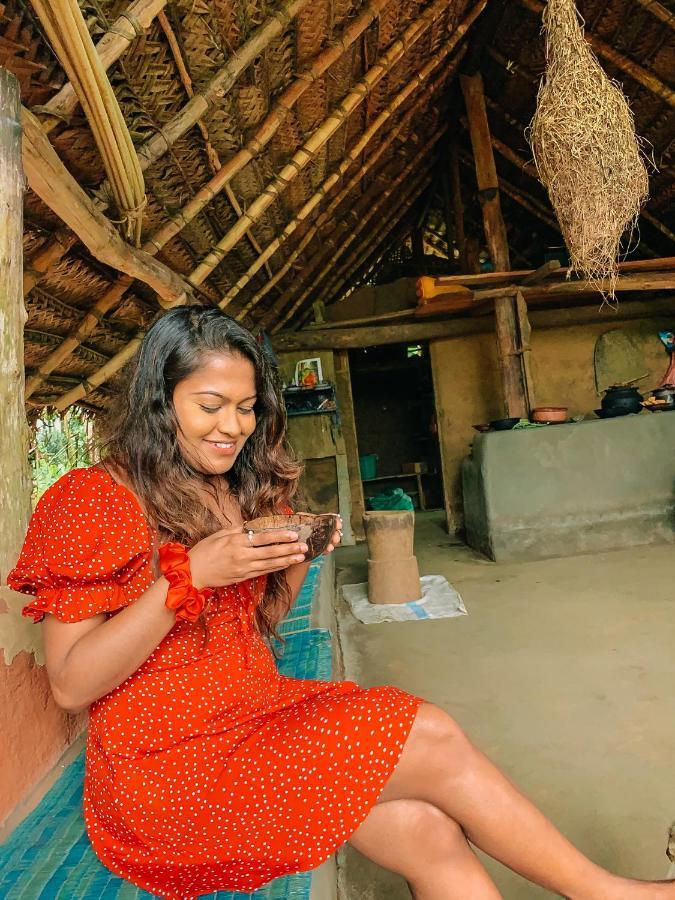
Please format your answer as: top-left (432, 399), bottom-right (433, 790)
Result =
top-left (0, 68), bottom-right (32, 601)
top-left (272, 297), bottom-right (675, 351)
top-left (449, 139), bottom-right (469, 271)
top-left (460, 71), bottom-right (510, 271)
top-left (519, 0), bottom-right (675, 109)
top-left (21, 107), bottom-right (192, 306)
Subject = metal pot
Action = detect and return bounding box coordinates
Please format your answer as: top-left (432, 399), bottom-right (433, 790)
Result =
top-left (601, 385), bottom-right (643, 414)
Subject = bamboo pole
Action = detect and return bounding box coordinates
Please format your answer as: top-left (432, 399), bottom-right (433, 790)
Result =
top-left (123, 0), bottom-right (311, 175)
top-left (23, 228), bottom-right (76, 294)
top-left (24, 276), bottom-right (133, 398)
top-left (0, 68), bottom-right (32, 600)
top-left (21, 107), bottom-right (191, 305)
top-left (273, 154), bottom-right (438, 330)
top-left (635, 0), bottom-right (675, 30)
top-left (231, 38), bottom-right (472, 320)
top-left (520, 0), bottom-right (675, 108)
top-left (156, 10), bottom-right (271, 277)
top-left (32, 0), bottom-right (146, 245)
top-left (52, 317), bottom-right (160, 412)
top-left (186, 0), bottom-right (477, 288)
top-left (146, 0), bottom-right (392, 254)
top-left (39, 0), bottom-right (168, 131)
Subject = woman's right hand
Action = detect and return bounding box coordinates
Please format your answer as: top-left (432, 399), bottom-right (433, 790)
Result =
top-left (188, 528), bottom-right (307, 590)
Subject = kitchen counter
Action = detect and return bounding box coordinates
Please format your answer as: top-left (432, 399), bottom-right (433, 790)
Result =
top-left (461, 412), bottom-right (675, 562)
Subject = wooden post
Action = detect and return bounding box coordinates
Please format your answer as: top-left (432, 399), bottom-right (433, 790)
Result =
top-left (461, 70), bottom-right (534, 416)
top-left (448, 139), bottom-right (468, 271)
top-left (334, 351), bottom-right (366, 541)
top-left (460, 71), bottom-right (510, 272)
top-left (0, 68), bottom-right (32, 598)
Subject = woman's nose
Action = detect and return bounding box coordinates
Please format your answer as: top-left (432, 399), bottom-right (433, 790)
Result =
top-left (216, 407), bottom-right (241, 436)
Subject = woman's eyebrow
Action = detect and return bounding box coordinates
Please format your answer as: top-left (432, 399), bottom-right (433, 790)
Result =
top-left (192, 390), bottom-right (257, 401)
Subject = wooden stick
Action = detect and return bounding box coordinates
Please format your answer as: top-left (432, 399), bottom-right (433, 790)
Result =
top-left (519, 0), bottom-right (675, 108)
top-left (230, 36), bottom-right (472, 319)
top-left (460, 71), bottom-right (510, 271)
top-left (187, 0), bottom-right (478, 287)
top-left (21, 107), bottom-right (191, 306)
top-left (39, 0), bottom-right (167, 131)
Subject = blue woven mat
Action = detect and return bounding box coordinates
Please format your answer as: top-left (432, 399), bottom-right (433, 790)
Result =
top-left (1, 559), bottom-right (332, 899)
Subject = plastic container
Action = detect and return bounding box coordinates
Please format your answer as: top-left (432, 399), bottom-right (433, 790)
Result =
top-left (359, 453), bottom-right (379, 480)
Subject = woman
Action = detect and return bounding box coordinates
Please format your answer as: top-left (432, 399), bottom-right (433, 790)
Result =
top-left (8, 306), bottom-right (673, 899)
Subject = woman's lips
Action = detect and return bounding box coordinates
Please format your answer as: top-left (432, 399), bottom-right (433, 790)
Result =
top-left (204, 439), bottom-right (237, 456)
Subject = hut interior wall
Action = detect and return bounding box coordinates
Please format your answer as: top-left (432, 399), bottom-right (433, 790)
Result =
top-left (430, 316), bottom-right (673, 532)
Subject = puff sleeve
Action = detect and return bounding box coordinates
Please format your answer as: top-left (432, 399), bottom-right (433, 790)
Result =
top-left (7, 466), bottom-right (152, 623)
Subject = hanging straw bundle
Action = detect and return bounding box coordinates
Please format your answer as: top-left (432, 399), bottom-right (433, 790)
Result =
top-left (528, 0), bottom-right (649, 296)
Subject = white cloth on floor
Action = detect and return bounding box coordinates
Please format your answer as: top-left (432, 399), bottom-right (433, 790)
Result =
top-left (342, 575), bottom-right (467, 625)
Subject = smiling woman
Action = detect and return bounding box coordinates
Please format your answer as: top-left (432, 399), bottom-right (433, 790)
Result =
top-left (173, 355), bottom-right (259, 473)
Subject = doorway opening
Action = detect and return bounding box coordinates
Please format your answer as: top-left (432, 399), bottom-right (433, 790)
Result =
top-left (349, 341), bottom-right (443, 512)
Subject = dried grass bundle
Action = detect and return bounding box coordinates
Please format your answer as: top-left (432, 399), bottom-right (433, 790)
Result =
top-left (528, 0), bottom-right (649, 296)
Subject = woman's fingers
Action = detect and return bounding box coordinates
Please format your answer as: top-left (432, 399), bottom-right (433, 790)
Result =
top-left (242, 529), bottom-right (300, 548)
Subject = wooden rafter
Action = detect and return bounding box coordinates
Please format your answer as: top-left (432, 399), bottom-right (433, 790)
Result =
top-left (22, 108), bottom-right (192, 306)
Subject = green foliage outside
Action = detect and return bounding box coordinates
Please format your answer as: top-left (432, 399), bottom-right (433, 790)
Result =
top-left (30, 408), bottom-right (97, 505)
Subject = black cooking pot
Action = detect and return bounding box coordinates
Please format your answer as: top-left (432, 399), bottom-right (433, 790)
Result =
top-left (601, 385), bottom-right (643, 414)
top-left (644, 385), bottom-right (675, 411)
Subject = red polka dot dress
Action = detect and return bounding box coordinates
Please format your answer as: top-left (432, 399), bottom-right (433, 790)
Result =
top-left (8, 465), bottom-right (425, 900)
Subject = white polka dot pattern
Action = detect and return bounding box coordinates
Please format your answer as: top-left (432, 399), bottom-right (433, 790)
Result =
top-left (7, 466), bottom-right (426, 900)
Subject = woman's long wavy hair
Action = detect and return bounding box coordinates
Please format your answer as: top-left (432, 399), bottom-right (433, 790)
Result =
top-left (100, 305), bottom-right (302, 649)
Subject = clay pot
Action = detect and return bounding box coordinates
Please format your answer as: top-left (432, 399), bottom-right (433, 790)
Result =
top-left (243, 513), bottom-right (338, 561)
top-left (362, 510), bottom-right (415, 560)
top-left (531, 406), bottom-right (568, 423)
top-left (367, 556), bottom-right (422, 605)
top-left (601, 385), bottom-right (643, 414)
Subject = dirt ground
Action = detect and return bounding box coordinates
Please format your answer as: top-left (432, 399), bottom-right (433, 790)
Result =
top-left (333, 512), bottom-right (675, 899)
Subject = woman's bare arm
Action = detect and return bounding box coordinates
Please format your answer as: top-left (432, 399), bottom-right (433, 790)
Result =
top-left (43, 576), bottom-right (175, 714)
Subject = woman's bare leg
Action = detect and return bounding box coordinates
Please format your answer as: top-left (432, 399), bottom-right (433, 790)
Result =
top-left (375, 703), bottom-right (674, 900)
top-left (348, 798), bottom-right (501, 899)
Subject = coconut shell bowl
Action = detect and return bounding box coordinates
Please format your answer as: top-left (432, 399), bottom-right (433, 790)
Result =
top-left (243, 513), bottom-right (340, 561)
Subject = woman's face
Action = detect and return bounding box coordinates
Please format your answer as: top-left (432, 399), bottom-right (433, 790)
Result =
top-left (172, 352), bottom-right (258, 475)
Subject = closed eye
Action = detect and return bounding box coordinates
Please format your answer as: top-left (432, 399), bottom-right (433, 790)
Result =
top-left (199, 405), bottom-right (220, 413)
top-left (238, 407), bottom-right (255, 415)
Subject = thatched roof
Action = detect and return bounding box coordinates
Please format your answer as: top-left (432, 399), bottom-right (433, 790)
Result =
top-left (1, 0), bottom-right (672, 414)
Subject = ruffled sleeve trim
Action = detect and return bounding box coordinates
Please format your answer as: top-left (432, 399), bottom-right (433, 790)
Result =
top-left (8, 466), bottom-right (152, 624)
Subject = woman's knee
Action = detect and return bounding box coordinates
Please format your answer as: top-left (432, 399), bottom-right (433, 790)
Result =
top-left (347, 799), bottom-right (467, 877)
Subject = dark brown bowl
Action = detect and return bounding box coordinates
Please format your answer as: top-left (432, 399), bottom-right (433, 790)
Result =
top-left (243, 513), bottom-right (339, 561)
